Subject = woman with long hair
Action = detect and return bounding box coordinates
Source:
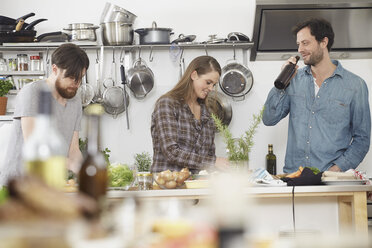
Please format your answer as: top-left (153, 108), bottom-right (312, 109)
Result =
top-left (151, 55), bottom-right (229, 173)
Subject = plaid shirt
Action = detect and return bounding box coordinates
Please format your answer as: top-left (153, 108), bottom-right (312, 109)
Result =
top-left (151, 96), bottom-right (216, 173)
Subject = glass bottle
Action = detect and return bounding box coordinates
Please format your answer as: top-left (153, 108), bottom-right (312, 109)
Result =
top-left (17, 54), bottom-right (29, 71)
top-left (78, 104), bottom-right (107, 207)
top-left (266, 144), bottom-right (277, 175)
top-left (274, 55), bottom-right (300, 90)
top-left (22, 88), bottom-right (67, 189)
top-left (30, 55), bottom-right (41, 71)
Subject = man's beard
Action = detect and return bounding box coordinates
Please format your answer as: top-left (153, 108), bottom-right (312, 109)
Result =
top-left (55, 79), bottom-right (78, 99)
top-left (304, 46), bottom-right (324, 66)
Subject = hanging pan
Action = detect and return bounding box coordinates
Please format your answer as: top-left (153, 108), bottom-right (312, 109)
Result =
top-left (219, 46), bottom-right (253, 101)
top-left (78, 73), bottom-right (94, 107)
top-left (206, 91), bottom-right (232, 126)
top-left (127, 48), bottom-right (154, 99)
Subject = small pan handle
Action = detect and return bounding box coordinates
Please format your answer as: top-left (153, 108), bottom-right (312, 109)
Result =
top-left (24, 18), bottom-right (48, 30)
top-left (15, 13), bottom-right (35, 23)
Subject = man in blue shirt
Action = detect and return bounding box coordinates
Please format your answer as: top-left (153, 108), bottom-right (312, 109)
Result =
top-left (263, 18), bottom-right (371, 173)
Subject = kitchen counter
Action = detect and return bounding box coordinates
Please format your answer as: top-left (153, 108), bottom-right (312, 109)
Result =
top-left (108, 184), bottom-right (372, 235)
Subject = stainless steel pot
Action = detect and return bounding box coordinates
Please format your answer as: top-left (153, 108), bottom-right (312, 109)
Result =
top-left (101, 22), bottom-right (133, 46)
top-left (206, 91), bottom-right (232, 126)
top-left (63, 23), bottom-right (99, 41)
top-left (100, 2), bottom-right (137, 24)
top-left (135, 21), bottom-right (173, 45)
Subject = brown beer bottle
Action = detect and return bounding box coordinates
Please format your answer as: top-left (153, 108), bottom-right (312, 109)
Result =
top-left (79, 104), bottom-right (107, 208)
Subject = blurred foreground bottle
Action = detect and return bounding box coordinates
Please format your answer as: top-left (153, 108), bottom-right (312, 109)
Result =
top-left (266, 144), bottom-right (276, 175)
top-left (23, 89), bottom-right (66, 189)
top-left (78, 104), bottom-right (107, 207)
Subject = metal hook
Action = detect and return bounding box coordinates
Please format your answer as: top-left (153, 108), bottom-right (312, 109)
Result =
top-left (204, 44), bottom-right (208, 56)
top-left (112, 47), bottom-right (115, 63)
top-left (119, 47), bottom-right (125, 64)
top-left (45, 48), bottom-right (50, 64)
top-left (96, 48), bottom-right (100, 63)
top-left (179, 48), bottom-right (184, 62)
top-left (233, 43), bottom-right (236, 60)
top-left (138, 46), bottom-right (142, 61)
top-left (149, 46), bottom-right (154, 62)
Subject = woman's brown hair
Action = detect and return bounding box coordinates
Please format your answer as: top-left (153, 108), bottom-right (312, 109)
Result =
top-left (162, 55), bottom-right (221, 104)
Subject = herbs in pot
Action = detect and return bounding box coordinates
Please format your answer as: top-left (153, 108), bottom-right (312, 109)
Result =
top-left (134, 151), bottom-right (152, 172)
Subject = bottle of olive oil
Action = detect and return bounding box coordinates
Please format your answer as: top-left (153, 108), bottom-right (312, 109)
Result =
top-left (78, 104), bottom-right (107, 207)
top-left (23, 89), bottom-right (67, 189)
top-left (266, 144), bottom-right (277, 175)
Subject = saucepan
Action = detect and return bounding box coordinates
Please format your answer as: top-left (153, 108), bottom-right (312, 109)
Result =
top-left (135, 21), bottom-right (173, 45)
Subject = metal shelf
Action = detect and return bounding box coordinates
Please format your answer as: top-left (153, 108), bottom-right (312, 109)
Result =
top-left (0, 114), bottom-right (13, 121)
top-left (0, 71), bottom-right (45, 76)
top-left (0, 42), bottom-right (254, 51)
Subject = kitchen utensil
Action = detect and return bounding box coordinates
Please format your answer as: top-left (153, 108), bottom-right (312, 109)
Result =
top-left (103, 49), bottom-right (116, 88)
top-left (0, 13), bottom-right (35, 25)
top-left (63, 23), bottom-right (99, 41)
top-left (36, 32), bottom-right (69, 42)
top-left (101, 22), bottom-right (133, 46)
top-left (206, 91), bottom-right (232, 126)
top-left (102, 49), bottom-right (129, 118)
top-left (171, 34), bottom-right (196, 44)
top-left (120, 65), bottom-right (130, 129)
top-left (100, 2), bottom-right (137, 24)
top-left (92, 56), bottom-right (103, 103)
top-left (226, 32), bottom-right (250, 42)
top-left (0, 18), bottom-right (47, 43)
top-left (203, 34), bottom-right (226, 44)
top-left (79, 74), bottom-right (94, 107)
top-left (135, 21), bottom-right (173, 45)
top-left (127, 58), bottom-right (154, 99)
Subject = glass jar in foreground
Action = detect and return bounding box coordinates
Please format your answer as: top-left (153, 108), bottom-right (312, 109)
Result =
top-left (137, 172), bottom-right (153, 190)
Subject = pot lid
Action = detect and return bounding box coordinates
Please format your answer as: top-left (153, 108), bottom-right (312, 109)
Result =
top-left (137, 21), bottom-right (172, 31)
top-left (171, 34), bottom-right (196, 44)
top-left (203, 34), bottom-right (226, 44)
top-left (226, 32), bottom-right (250, 42)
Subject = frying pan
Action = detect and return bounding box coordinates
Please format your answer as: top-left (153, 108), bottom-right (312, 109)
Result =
top-left (0, 12), bottom-right (35, 25)
top-left (0, 19), bottom-right (48, 43)
top-left (206, 91), bottom-right (232, 126)
top-left (0, 14), bottom-right (41, 32)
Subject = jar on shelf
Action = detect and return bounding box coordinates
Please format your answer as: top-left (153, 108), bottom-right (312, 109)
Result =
top-left (8, 58), bottom-right (17, 71)
top-left (17, 54), bottom-right (29, 71)
top-left (0, 58), bottom-right (8, 71)
top-left (30, 55), bottom-right (41, 71)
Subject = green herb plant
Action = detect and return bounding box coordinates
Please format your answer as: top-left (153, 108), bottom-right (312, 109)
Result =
top-left (134, 151), bottom-right (152, 172)
top-left (212, 106), bottom-right (264, 163)
top-left (0, 79), bottom-right (13, 97)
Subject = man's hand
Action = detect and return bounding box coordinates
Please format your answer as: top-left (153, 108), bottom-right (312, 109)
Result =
top-left (328, 164), bottom-right (341, 172)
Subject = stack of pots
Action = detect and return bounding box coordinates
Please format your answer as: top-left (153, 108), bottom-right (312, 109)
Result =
top-left (100, 2), bottom-right (137, 45)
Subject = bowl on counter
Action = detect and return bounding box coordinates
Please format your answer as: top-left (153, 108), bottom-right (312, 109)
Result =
top-left (184, 179), bottom-right (209, 189)
top-left (153, 168), bottom-right (191, 189)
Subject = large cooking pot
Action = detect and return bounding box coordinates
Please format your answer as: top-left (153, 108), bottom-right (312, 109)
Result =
top-left (206, 91), bottom-right (232, 126)
top-left (219, 60), bottom-right (253, 101)
top-left (127, 59), bottom-right (154, 99)
top-left (101, 22), bottom-right (133, 45)
top-left (135, 21), bottom-right (173, 45)
top-left (63, 23), bottom-right (99, 41)
top-left (100, 2), bottom-right (137, 24)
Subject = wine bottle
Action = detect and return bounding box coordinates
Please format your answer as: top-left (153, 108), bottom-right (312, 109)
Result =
top-left (23, 88), bottom-right (67, 189)
top-left (266, 144), bottom-right (277, 175)
top-left (274, 56), bottom-right (300, 90)
top-left (78, 104), bottom-right (107, 207)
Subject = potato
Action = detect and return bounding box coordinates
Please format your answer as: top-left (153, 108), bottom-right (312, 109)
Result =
top-left (165, 180), bottom-right (177, 189)
top-left (176, 172), bottom-right (189, 183)
top-left (156, 177), bottom-right (165, 186)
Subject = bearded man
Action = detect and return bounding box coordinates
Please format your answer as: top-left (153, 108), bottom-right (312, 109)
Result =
top-left (263, 18), bottom-right (371, 173)
top-left (0, 43), bottom-right (89, 185)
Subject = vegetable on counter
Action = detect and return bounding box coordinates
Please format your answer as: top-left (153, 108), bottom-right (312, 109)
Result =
top-left (108, 163), bottom-right (135, 188)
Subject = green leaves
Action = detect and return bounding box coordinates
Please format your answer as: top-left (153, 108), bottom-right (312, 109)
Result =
top-left (134, 151), bottom-right (152, 172)
top-left (0, 79), bottom-right (13, 97)
top-left (212, 106), bottom-right (264, 162)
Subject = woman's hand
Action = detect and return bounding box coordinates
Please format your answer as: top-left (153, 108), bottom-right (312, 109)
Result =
top-left (215, 157), bottom-right (230, 171)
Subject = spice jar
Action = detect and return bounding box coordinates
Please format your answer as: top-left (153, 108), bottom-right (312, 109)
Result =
top-left (30, 55), bottom-right (41, 71)
top-left (17, 54), bottom-right (29, 71)
top-left (137, 172), bottom-right (153, 190)
top-left (0, 58), bottom-right (7, 71)
top-left (8, 58), bottom-right (17, 71)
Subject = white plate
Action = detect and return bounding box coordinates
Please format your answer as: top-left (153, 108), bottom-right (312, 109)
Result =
top-left (322, 179), bottom-right (368, 185)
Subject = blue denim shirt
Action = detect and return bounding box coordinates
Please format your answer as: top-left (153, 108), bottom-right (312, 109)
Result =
top-left (263, 60), bottom-right (371, 173)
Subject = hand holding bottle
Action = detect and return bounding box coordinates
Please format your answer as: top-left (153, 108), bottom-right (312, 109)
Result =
top-left (274, 56), bottom-right (300, 90)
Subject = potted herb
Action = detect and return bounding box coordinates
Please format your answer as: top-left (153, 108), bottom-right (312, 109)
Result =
top-left (134, 151), bottom-right (152, 172)
top-left (0, 79), bottom-right (13, 115)
top-left (212, 107), bottom-right (264, 168)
